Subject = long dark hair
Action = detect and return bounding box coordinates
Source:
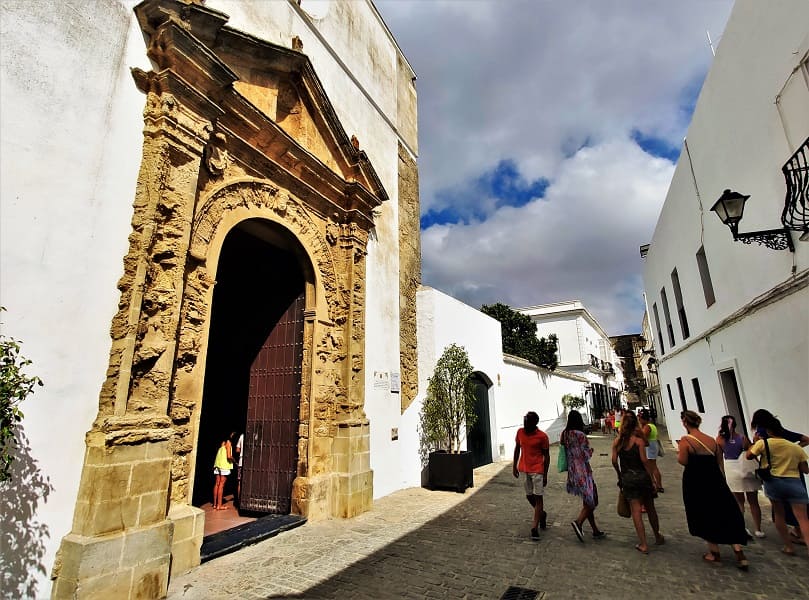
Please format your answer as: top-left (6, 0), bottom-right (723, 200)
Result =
top-left (562, 410), bottom-right (585, 446)
top-left (718, 415), bottom-right (736, 440)
top-left (617, 412), bottom-right (638, 448)
top-left (750, 409), bottom-right (785, 437)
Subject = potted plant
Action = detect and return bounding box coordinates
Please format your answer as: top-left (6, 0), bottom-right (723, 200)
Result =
top-left (419, 344), bottom-right (477, 492)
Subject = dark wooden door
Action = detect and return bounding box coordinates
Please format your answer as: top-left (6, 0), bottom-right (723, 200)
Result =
top-left (240, 292), bottom-right (304, 513)
top-left (467, 375), bottom-right (492, 468)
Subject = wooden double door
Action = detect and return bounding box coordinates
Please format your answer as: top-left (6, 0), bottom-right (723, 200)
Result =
top-left (240, 291), bottom-right (304, 514)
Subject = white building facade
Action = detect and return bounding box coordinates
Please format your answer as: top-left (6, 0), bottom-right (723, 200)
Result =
top-left (518, 301), bottom-right (624, 424)
top-left (641, 0), bottom-right (809, 442)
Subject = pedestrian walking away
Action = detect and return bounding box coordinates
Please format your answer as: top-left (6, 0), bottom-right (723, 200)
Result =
top-left (513, 411), bottom-right (550, 540)
top-left (750, 408), bottom-right (809, 549)
top-left (746, 409), bottom-right (809, 558)
top-left (715, 415), bottom-right (763, 538)
top-left (678, 410), bottom-right (749, 570)
top-left (612, 412), bottom-right (663, 554)
top-left (561, 410), bottom-right (605, 542)
top-left (639, 409), bottom-right (663, 493)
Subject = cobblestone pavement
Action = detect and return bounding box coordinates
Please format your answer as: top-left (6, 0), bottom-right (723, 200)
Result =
top-left (168, 430), bottom-right (809, 599)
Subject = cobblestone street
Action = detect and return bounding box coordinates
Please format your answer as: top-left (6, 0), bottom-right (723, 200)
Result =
top-left (168, 431), bottom-right (809, 600)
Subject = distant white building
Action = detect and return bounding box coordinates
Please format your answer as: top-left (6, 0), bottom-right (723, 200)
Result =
top-left (518, 301), bottom-right (624, 423)
top-left (641, 0), bottom-right (809, 441)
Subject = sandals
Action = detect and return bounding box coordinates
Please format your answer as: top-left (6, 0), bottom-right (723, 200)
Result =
top-left (635, 544), bottom-right (649, 554)
top-left (781, 547), bottom-right (796, 556)
top-left (702, 551), bottom-right (720, 564)
top-left (734, 549), bottom-right (749, 571)
top-left (654, 533), bottom-right (665, 545)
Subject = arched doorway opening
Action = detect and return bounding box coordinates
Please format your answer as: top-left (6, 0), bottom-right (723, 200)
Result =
top-left (192, 219), bottom-right (310, 518)
top-left (467, 372), bottom-right (493, 468)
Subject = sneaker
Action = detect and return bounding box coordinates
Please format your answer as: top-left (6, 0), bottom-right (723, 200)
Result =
top-left (530, 527), bottom-right (540, 540)
top-left (754, 530), bottom-right (766, 538)
top-left (592, 531), bottom-right (607, 539)
top-left (571, 520), bottom-right (584, 542)
top-left (539, 511), bottom-right (547, 530)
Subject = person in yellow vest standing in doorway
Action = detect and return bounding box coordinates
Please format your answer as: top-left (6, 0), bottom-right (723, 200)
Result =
top-left (213, 432), bottom-right (235, 510)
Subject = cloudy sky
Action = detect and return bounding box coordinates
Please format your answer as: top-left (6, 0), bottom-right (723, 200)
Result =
top-left (375, 0), bottom-right (734, 335)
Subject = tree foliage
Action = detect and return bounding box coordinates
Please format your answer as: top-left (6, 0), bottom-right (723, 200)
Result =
top-left (561, 394), bottom-right (586, 410)
top-left (1, 308), bottom-right (43, 482)
top-left (419, 344), bottom-right (477, 455)
top-left (481, 302), bottom-right (559, 370)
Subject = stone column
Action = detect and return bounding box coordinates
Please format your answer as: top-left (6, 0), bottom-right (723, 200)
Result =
top-left (52, 69), bottom-right (217, 598)
top-left (331, 221), bottom-right (373, 518)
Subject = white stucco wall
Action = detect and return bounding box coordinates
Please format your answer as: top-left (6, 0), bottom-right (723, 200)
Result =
top-left (642, 0), bottom-right (809, 438)
top-left (497, 357), bottom-right (587, 457)
top-left (0, 3), bottom-right (150, 596)
top-left (399, 287), bottom-right (504, 490)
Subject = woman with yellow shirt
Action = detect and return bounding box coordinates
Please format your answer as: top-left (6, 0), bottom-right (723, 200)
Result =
top-left (746, 412), bottom-right (809, 557)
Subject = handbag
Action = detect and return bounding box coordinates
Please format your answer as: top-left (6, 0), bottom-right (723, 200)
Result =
top-left (754, 438), bottom-right (773, 481)
top-left (617, 490), bottom-right (630, 518)
top-left (557, 444), bottom-right (568, 472)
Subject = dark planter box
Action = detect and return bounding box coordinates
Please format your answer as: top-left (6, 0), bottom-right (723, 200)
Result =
top-left (426, 450), bottom-right (474, 493)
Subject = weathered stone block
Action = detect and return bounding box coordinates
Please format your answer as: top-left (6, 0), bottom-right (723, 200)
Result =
top-left (91, 463), bottom-right (133, 503)
top-left (73, 570), bottom-right (133, 600)
top-left (167, 504), bottom-right (204, 543)
top-left (121, 521), bottom-right (172, 567)
top-left (53, 532), bottom-right (124, 583)
top-left (132, 557), bottom-right (170, 599)
top-left (89, 499), bottom-right (126, 536)
top-left (138, 490), bottom-right (169, 526)
top-left (130, 459), bottom-right (171, 495)
top-left (169, 537), bottom-right (202, 578)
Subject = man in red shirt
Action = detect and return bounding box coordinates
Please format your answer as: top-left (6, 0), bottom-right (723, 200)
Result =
top-left (513, 411), bottom-right (551, 539)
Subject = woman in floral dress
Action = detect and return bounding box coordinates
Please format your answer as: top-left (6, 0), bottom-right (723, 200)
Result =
top-left (562, 410), bottom-right (606, 542)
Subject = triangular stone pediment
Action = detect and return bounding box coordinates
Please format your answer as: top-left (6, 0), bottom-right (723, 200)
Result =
top-left (134, 0), bottom-right (387, 212)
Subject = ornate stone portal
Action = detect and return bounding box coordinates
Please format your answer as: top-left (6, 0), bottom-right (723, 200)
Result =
top-left (51, 1), bottom-right (387, 597)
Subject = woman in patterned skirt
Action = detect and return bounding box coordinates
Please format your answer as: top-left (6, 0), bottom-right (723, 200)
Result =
top-left (562, 410), bottom-right (606, 542)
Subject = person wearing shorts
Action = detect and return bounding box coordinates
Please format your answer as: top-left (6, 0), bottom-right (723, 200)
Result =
top-left (513, 411), bottom-right (550, 539)
top-left (746, 411), bottom-right (809, 557)
top-left (639, 410), bottom-right (663, 492)
top-left (212, 432), bottom-right (234, 510)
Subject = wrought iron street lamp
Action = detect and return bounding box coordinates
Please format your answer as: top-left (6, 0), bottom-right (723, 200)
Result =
top-left (710, 189), bottom-right (795, 251)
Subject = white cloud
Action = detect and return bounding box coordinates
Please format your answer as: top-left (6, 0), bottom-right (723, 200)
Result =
top-left (421, 139), bottom-right (674, 333)
top-left (376, 0), bottom-right (734, 333)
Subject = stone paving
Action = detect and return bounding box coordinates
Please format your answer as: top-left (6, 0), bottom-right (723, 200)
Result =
top-left (168, 431), bottom-right (809, 599)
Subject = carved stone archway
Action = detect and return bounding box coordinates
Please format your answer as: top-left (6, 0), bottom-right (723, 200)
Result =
top-left (52, 2), bottom-right (385, 598)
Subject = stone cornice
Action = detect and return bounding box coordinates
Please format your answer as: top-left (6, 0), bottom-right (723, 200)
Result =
top-left (133, 0), bottom-right (387, 224)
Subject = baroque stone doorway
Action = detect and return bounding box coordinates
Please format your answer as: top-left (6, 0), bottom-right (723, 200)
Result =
top-left (192, 221), bottom-right (307, 514)
top-left (52, 2), bottom-right (388, 596)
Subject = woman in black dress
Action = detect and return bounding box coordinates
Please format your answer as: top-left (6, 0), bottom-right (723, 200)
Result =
top-left (678, 410), bottom-right (749, 569)
top-left (612, 412), bottom-right (663, 553)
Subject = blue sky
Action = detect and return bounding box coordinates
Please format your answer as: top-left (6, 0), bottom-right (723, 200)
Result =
top-left (377, 0), bottom-right (734, 334)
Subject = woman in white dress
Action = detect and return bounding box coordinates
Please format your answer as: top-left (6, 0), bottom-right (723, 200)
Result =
top-left (716, 415), bottom-right (764, 538)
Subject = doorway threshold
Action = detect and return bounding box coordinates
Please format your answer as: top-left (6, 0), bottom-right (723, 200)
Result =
top-left (200, 513), bottom-right (306, 562)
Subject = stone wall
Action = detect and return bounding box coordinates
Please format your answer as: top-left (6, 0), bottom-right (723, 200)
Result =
top-left (398, 142), bottom-right (421, 412)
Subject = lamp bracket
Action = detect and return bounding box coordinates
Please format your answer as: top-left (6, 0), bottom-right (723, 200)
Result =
top-left (733, 227), bottom-right (795, 252)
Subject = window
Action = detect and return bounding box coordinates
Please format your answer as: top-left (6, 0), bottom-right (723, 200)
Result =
top-left (671, 268), bottom-right (690, 339)
top-left (652, 303), bottom-right (665, 354)
top-left (666, 383), bottom-right (675, 410)
top-left (676, 377), bottom-right (687, 411)
top-left (696, 246), bottom-right (715, 307)
top-left (661, 287), bottom-right (675, 347)
top-left (692, 378), bottom-right (704, 413)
